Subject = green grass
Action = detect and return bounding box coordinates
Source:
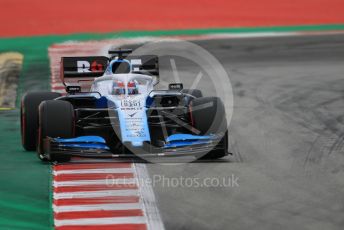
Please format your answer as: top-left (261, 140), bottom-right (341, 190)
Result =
top-left (0, 39), bottom-right (53, 230)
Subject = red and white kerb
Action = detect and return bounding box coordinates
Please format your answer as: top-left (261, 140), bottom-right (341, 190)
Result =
top-left (52, 163), bottom-right (163, 230)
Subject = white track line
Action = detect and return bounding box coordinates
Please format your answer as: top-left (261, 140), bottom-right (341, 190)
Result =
top-left (54, 190), bottom-right (139, 199)
top-left (53, 178), bottom-right (137, 187)
top-left (54, 216), bottom-right (147, 226)
top-left (53, 203), bottom-right (143, 213)
top-left (134, 164), bottom-right (165, 230)
top-left (53, 168), bottom-right (134, 175)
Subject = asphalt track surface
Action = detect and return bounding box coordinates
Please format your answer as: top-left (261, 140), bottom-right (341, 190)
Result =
top-left (141, 34), bottom-right (344, 230)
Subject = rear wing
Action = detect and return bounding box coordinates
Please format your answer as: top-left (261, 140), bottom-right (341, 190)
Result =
top-left (60, 56), bottom-right (108, 83)
top-left (60, 55), bottom-right (159, 90)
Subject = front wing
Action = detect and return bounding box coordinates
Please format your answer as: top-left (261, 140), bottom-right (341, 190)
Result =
top-left (42, 135), bottom-right (228, 161)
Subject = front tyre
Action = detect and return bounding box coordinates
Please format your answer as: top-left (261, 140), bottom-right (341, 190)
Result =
top-left (191, 97), bottom-right (228, 159)
top-left (38, 100), bottom-right (74, 162)
top-left (200, 131), bottom-right (228, 159)
top-left (21, 92), bottom-right (61, 151)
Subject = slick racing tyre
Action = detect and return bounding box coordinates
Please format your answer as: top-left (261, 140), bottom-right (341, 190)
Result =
top-left (191, 97), bottom-right (228, 159)
top-left (21, 92), bottom-right (61, 151)
top-left (38, 100), bottom-right (74, 162)
top-left (201, 131), bottom-right (228, 160)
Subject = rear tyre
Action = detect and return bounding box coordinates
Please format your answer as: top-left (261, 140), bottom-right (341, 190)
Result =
top-left (181, 89), bottom-right (203, 98)
top-left (21, 92), bottom-right (61, 151)
top-left (38, 100), bottom-right (74, 162)
top-left (191, 97), bottom-right (228, 159)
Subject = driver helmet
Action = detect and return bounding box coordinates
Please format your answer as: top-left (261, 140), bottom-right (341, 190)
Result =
top-left (112, 80), bottom-right (139, 95)
top-left (127, 80), bottom-right (139, 95)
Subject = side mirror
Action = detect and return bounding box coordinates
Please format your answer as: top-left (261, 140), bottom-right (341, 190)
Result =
top-left (66, 85), bottom-right (81, 94)
top-left (169, 83), bottom-right (183, 90)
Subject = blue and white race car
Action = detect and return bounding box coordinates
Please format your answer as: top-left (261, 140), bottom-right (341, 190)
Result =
top-left (21, 49), bottom-right (229, 162)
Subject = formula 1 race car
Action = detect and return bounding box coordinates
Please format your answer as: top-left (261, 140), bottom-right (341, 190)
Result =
top-left (21, 49), bottom-right (229, 162)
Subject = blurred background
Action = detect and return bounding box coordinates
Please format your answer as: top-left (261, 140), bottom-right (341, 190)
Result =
top-left (0, 0), bottom-right (344, 37)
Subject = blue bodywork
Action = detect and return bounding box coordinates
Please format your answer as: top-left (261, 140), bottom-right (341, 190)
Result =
top-left (55, 136), bottom-right (110, 150)
top-left (54, 134), bottom-right (218, 150)
top-left (53, 73), bottom-right (219, 153)
top-left (54, 95), bottom-right (218, 150)
top-left (164, 134), bottom-right (217, 148)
